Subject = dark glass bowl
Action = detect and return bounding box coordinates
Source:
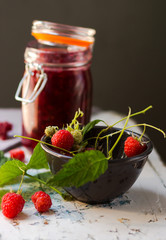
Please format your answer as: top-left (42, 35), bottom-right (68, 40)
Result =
top-left (40, 126), bottom-right (153, 204)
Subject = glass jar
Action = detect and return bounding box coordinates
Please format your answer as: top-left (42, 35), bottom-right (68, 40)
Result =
top-left (15, 20), bottom-right (96, 150)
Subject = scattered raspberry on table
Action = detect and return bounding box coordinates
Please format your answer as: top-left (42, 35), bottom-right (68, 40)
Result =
top-left (31, 191), bottom-right (52, 213)
top-left (9, 149), bottom-right (25, 162)
top-left (0, 122), bottom-right (12, 140)
top-left (1, 192), bottom-right (25, 218)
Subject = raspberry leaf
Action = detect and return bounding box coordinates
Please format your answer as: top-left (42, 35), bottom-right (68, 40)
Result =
top-left (82, 120), bottom-right (105, 136)
top-left (0, 160), bottom-right (27, 186)
top-left (47, 150), bottom-right (108, 188)
top-left (26, 143), bottom-right (49, 170)
top-left (0, 151), bottom-right (12, 167)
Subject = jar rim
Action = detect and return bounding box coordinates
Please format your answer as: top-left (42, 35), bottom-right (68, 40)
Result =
top-left (24, 42), bottom-right (93, 67)
top-left (32, 20), bottom-right (96, 47)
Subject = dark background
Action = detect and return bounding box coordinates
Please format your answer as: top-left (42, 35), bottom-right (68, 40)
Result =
top-left (0, 0), bottom-right (166, 162)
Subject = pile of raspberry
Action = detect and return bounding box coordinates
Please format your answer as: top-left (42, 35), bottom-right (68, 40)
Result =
top-left (1, 191), bottom-right (52, 218)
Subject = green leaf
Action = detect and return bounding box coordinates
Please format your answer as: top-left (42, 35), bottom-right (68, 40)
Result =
top-left (0, 151), bottom-right (12, 167)
top-left (82, 119), bottom-right (105, 136)
top-left (0, 190), bottom-right (9, 207)
top-left (47, 150), bottom-right (108, 188)
top-left (0, 160), bottom-right (27, 186)
top-left (27, 143), bottom-right (49, 170)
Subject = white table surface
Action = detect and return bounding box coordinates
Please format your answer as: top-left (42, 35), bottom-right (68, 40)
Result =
top-left (0, 108), bottom-right (166, 240)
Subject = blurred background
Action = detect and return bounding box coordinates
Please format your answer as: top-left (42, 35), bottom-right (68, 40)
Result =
top-left (0, 0), bottom-right (166, 161)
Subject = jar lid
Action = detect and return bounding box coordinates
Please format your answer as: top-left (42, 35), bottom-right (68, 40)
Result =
top-left (32, 20), bottom-right (96, 48)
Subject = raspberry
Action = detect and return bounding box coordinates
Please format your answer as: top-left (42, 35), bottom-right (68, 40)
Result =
top-left (9, 149), bottom-right (25, 161)
top-left (1, 192), bottom-right (25, 218)
top-left (31, 191), bottom-right (52, 213)
top-left (0, 122), bottom-right (12, 140)
top-left (44, 126), bottom-right (58, 138)
top-left (70, 129), bottom-right (83, 144)
top-left (31, 191), bottom-right (47, 204)
top-left (51, 130), bottom-right (74, 151)
top-left (124, 136), bottom-right (147, 157)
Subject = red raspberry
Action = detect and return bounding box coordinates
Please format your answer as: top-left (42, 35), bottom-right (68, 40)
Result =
top-left (124, 136), bottom-right (147, 157)
top-left (51, 130), bottom-right (74, 151)
top-left (0, 122), bottom-right (12, 140)
top-left (1, 192), bottom-right (25, 218)
top-left (31, 191), bottom-right (47, 204)
top-left (31, 191), bottom-right (52, 213)
top-left (9, 149), bottom-right (25, 161)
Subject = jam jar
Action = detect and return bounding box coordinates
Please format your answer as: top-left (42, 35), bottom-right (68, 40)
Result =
top-left (15, 20), bottom-right (96, 150)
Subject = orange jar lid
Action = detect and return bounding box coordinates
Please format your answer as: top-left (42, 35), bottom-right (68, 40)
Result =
top-left (32, 20), bottom-right (96, 48)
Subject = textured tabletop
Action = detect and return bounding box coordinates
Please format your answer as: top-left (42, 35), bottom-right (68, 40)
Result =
top-left (0, 108), bottom-right (166, 240)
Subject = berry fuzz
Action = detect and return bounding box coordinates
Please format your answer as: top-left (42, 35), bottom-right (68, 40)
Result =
top-left (31, 191), bottom-right (52, 213)
top-left (0, 122), bottom-right (12, 140)
top-left (124, 136), bottom-right (147, 157)
top-left (1, 192), bottom-right (25, 218)
top-left (51, 130), bottom-right (74, 151)
top-left (9, 149), bottom-right (25, 162)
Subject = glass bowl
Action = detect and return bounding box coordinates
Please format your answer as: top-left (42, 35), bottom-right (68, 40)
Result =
top-left (40, 126), bottom-right (153, 204)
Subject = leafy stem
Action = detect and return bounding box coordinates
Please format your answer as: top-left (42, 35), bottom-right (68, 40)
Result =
top-left (25, 172), bottom-right (65, 198)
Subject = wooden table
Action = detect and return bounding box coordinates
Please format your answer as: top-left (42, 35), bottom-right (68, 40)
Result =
top-left (0, 108), bottom-right (166, 240)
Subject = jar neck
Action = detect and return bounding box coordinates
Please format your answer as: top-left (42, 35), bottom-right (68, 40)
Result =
top-left (25, 40), bottom-right (93, 67)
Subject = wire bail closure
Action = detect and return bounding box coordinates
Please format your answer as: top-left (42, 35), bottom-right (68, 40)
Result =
top-left (15, 63), bottom-right (47, 104)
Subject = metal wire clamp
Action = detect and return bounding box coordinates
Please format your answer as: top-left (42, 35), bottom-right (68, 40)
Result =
top-left (15, 63), bottom-right (47, 104)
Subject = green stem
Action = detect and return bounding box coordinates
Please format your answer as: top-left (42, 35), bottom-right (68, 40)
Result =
top-left (111, 105), bottom-right (153, 128)
top-left (138, 125), bottom-right (146, 141)
top-left (94, 106), bottom-right (152, 149)
top-left (67, 108), bottom-right (84, 130)
top-left (106, 135), bottom-right (109, 157)
top-left (121, 123), bottom-right (165, 138)
top-left (25, 173), bottom-right (65, 198)
top-left (14, 135), bottom-right (75, 156)
top-left (101, 123), bottom-right (166, 139)
top-left (108, 107), bottom-right (131, 159)
top-left (95, 128), bottom-right (106, 149)
top-left (17, 171), bottom-right (25, 194)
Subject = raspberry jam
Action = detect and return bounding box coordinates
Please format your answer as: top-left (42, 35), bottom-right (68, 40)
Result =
top-left (16, 21), bottom-right (96, 150)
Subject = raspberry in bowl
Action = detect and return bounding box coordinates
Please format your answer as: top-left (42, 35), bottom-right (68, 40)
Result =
top-left (40, 126), bottom-right (153, 204)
